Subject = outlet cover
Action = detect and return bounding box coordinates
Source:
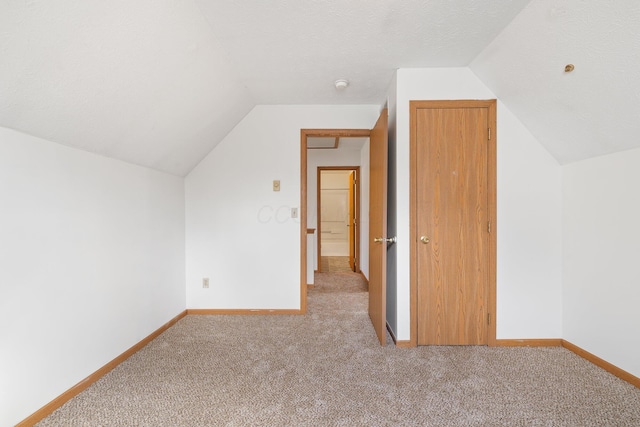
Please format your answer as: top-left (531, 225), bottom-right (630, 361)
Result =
top-left (203, 278), bottom-right (210, 288)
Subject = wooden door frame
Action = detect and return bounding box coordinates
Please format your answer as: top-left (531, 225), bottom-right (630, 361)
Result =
top-left (408, 100), bottom-right (497, 347)
top-left (317, 166), bottom-right (360, 273)
top-left (300, 129), bottom-right (370, 313)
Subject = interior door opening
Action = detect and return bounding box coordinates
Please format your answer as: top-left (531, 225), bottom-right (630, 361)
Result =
top-left (299, 129), bottom-right (370, 315)
top-left (317, 167), bottom-right (359, 273)
top-left (299, 108), bottom-right (388, 346)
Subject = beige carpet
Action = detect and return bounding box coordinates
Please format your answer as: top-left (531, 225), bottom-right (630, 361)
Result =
top-left (320, 256), bottom-right (353, 273)
top-left (38, 272), bottom-right (640, 426)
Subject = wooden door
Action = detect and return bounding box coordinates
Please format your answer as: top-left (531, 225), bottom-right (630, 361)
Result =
top-left (348, 171), bottom-right (356, 271)
top-left (369, 108), bottom-right (388, 346)
top-left (413, 101), bottom-right (495, 346)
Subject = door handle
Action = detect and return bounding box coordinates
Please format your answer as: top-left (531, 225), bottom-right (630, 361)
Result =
top-left (374, 236), bottom-right (397, 244)
top-left (420, 236), bottom-right (430, 244)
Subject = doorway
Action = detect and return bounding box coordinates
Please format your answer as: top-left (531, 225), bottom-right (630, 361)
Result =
top-left (317, 167), bottom-right (360, 273)
top-left (299, 129), bottom-right (370, 313)
top-left (409, 100), bottom-right (497, 346)
top-left (299, 108), bottom-right (389, 346)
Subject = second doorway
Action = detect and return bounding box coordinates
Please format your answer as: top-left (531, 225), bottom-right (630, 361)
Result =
top-left (317, 167), bottom-right (360, 273)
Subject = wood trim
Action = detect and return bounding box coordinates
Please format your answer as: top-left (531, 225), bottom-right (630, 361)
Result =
top-left (395, 341), bottom-right (413, 348)
top-left (316, 166), bottom-right (360, 273)
top-left (409, 100), bottom-right (497, 348)
top-left (300, 130), bottom-right (308, 314)
top-left (303, 129), bottom-right (370, 139)
top-left (408, 102), bottom-right (419, 347)
top-left (306, 228), bottom-right (315, 234)
top-left (408, 100), bottom-right (499, 109)
top-left (496, 339), bottom-right (563, 347)
top-left (562, 340), bottom-right (640, 389)
top-left (487, 100), bottom-right (498, 347)
top-left (316, 167), bottom-right (321, 271)
top-left (17, 310), bottom-right (188, 427)
top-left (187, 309), bottom-right (302, 315)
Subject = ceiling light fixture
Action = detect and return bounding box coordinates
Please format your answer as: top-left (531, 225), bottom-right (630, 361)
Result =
top-left (334, 79), bottom-right (349, 90)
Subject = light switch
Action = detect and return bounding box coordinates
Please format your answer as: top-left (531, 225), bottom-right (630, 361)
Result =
top-left (273, 180), bottom-right (280, 191)
top-left (291, 207), bottom-right (298, 218)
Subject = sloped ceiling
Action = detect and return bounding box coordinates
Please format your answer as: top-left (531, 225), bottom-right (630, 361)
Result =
top-left (5, 1), bottom-right (636, 174)
top-left (0, 0), bottom-right (254, 176)
top-left (1, 0), bottom-right (531, 176)
top-left (471, 0), bottom-right (640, 164)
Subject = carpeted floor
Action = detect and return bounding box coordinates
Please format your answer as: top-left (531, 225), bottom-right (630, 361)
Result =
top-left (320, 256), bottom-right (353, 273)
top-left (38, 272), bottom-right (640, 426)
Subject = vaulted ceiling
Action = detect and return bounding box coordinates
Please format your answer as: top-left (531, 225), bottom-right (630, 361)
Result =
top-left (1, 1), bottom-right (638, 175)
top-left (472, 0), bottom-right (640, 164)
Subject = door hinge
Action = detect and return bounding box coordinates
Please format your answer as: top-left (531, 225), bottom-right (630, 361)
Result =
top-left (488, 313), bottom-right (491, 325)
top-left (488, 221), bottom-right (491, 234)
top-left (488, 127), bottom-right (491, 140)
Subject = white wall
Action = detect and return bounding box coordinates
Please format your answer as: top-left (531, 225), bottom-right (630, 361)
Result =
top-left (563, 148), bottom-right (640, 378)
top-left (0, 128), bottom-right (186, 427)
top-left (392, 68), bottom-right (563, 341)
top-left (185, 105), bottom-right (379, 310)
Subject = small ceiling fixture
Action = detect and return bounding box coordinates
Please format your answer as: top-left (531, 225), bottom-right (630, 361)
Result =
top-left (564, 64), bottom-right (575, 73)
top-left (334, 79), bottom-right (349, 90)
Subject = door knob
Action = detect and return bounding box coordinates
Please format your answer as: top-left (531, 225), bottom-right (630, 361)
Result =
top-left (420, 236), bottom-right (430, 244)
top-left (374, 236), bottom-right (397, 244)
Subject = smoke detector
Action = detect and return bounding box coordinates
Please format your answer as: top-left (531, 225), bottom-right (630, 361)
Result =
top-left (334, 79), bottom-right (349, 90)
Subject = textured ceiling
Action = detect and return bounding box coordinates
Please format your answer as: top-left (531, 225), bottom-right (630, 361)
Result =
top-left (471, 0), bottom-right (640, 164)
top-left (6, 1), bottom-right (636, 173)
top-left (195, 0), bottom-right (532, 105)
top-left (0, 0), bottom-right (531, 175)
top-left (0, 0), bottom-right (254, 176)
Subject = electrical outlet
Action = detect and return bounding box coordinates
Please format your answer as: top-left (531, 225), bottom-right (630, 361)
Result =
top-left (203, 278), bottom-right (209, 288)
top-left (273, 180), bottom-right (280, 191)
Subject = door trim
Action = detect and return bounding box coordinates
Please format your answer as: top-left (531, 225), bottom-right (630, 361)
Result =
top-left (408, 100), bottom-right (497, 347)
top-left (316, 166), bottom-right (360, 272)
top-left (300, 129), bottom-right (371, 313)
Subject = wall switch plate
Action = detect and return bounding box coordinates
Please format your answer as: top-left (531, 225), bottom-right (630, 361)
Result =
top-left (203, 278), bottom-right (209, 288)
top-left (273, 180), bottom-right (280, 191)
top-left (291, 207), bottom-right (298, 218)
